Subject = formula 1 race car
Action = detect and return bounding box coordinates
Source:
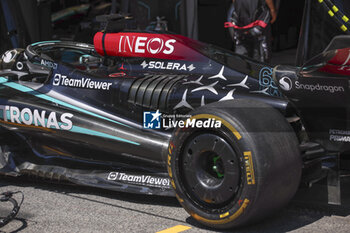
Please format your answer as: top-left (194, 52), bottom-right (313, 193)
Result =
top-left (0, 16), bottom-right (349, 229)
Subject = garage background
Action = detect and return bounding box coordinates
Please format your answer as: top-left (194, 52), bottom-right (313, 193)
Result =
top-left (0, 0), bottom-right (349, 65)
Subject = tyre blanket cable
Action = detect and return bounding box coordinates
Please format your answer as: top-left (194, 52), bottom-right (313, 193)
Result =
top-left (0, 191), bottom-right (24, 228)
top-left (317, 0), bottom-right (350, 34)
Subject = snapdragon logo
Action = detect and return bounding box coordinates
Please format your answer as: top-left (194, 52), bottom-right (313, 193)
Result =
top-left (279, 77), bottom-right (292, 91)
top-left (53, 73), bottom-right (113, 90)
top-left (295, 81), bottom-right (345, 93)
top-left (143, 110), bottom-right (222, 129)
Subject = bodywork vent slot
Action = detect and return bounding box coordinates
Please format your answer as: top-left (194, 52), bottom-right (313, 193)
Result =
top-left (128, 74), bottom-right (185, 110)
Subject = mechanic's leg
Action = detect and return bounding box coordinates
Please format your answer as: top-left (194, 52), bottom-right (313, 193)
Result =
top-left (253, 34), bottom-right (270, 63)
top-left (234, 38), bottom-right (249, 57)
top-left (251, 38), bottom-right (262, 62)
top-left (259, 36), bottom-right (270, 63)
top-left (264, 25), bottom-right (272, 63)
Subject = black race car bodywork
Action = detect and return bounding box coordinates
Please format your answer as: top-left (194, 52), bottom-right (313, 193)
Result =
top-left (0, 29), bottom-right (349, 228)
top-left (0, 33), bottom-right (281, 194)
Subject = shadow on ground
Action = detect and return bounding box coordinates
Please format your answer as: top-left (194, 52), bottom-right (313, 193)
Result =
top-left (1, 174), bottom-right (350, 232)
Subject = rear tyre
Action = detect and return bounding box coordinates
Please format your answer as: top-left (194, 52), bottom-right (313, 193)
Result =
top-left (167, 99), bottom-right (302, 229)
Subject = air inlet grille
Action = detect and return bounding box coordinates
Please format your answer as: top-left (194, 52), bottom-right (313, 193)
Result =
top-left (128, 74), bottom-right (185, 110)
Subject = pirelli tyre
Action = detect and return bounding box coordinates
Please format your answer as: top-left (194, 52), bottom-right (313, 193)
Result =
top-left (167, 99), bottom-right (302, 229)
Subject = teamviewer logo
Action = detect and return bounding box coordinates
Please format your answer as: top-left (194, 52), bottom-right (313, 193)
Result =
top-left (143, 110), bottom-right (162, 129)
top-left (53, 74), bottom-right (61, 86)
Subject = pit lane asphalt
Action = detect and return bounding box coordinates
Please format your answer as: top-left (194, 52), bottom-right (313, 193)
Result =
top-left (1, 176), bottom-right (350, 233)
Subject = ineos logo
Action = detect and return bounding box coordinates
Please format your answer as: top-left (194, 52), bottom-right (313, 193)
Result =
top-left (147, 38), bottom-right (164, 54)
top-left (118, 36), bottom-right (176, 55)
top-left (279, 76), bottom-right (292, 91)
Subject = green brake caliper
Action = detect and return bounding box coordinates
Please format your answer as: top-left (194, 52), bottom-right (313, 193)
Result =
top-left (212, 155), bottom-right (224, 178)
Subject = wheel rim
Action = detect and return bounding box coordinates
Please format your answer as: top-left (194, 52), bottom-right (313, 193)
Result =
top-left (181, 133), bottom-right (241, 208)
